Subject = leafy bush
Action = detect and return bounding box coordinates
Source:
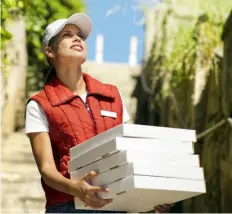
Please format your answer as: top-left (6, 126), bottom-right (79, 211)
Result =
top-left (1, 0), bottom-right (85, 96)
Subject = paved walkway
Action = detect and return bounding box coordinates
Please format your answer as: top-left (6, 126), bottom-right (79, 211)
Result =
top-left (1, 132), bottom-right (45, 213)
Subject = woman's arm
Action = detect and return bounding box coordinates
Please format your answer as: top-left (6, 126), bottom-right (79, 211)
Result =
top-left (28, 132), bottom-right (74, 194)
top-left (28, 132), bottom-right (112, 208)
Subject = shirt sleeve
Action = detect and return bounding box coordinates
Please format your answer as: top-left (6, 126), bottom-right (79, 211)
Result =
top-left (25, 100), bottom-right (49, 134)
top-left (118, 89), bottom-right (131, 123)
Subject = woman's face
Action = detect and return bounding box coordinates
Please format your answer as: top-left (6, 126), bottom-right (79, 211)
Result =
top-left (50, 24), bottom-right (87, 66)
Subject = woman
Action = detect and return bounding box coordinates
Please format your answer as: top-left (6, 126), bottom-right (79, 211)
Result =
top-left (25, 13), bottom-right (172, 213)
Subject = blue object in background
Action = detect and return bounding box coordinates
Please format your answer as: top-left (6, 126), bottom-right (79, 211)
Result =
top-left (83, 0), bottom-right (145, 64)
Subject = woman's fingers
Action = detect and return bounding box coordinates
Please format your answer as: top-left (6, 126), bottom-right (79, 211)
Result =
top-left (82, 171), bottom-right (98, 182)
top-left (87, 185), bottom-right (109, 194)
top-left (85, 194), bottom-right (112, 209)
top-left (78, 170), bottom-right (113, 208)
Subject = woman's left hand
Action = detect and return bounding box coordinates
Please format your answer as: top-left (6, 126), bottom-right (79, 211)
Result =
top-left (154, 203), bottom-right (174, 213)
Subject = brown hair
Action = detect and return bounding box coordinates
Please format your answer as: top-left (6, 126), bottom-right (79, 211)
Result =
top-left (46, 36), bottom-right (57, 67)
top-left (45, 36), bottom-right (57, 83)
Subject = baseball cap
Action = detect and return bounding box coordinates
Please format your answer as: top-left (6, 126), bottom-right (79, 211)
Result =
top-left (42, 13), bottom-right (92, 49)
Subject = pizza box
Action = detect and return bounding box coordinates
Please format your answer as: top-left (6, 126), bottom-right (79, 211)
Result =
top-left (71, 136), bottom-right (194, 160)
top-left (74, 175), bottom-right (206, 212)
top-left (70, 150), bottom-right (200, 180)
top-left (71, 161), bottom-right (204, 185)
top-left (68, 141), bottom-right (199, 172)
top-left (70, 124), bottom-right (196, 159)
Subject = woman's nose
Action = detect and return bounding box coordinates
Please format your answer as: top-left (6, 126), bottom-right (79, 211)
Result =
top-left (74, 35), bottom-right (81, 42)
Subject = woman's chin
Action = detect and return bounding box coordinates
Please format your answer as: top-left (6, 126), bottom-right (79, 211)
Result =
top-left (63, 55), bottom-right (86, 64)
top-left (79, 58), bottom-right (86, 65)
top-left (73, 53), bottom-right (86, 62)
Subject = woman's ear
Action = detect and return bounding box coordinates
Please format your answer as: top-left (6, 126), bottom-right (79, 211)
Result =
top-left (44, 47), bottom-right (53, 58)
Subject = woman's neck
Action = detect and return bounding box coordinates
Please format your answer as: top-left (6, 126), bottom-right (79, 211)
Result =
top-left (55, 65), bottom-right (86, 96)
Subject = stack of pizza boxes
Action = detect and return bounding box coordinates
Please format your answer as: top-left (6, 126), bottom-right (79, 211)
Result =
top-left (68, 124), bottom-right (206, 212)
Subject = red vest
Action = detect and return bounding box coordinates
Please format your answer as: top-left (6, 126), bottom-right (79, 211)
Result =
top-left (31, 73), bottom-right (123, 209)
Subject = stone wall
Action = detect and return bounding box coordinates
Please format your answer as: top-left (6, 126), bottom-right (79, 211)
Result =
top-left (221, 11), bottom-right (232, 118)
top-left (165, 12), bottom-right (232, 213)
top-left (133, 10), bottom-right (232, 212)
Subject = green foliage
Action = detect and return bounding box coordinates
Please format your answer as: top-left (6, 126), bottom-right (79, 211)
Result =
top-left (144, 0), bottom-right (230, 95)
top-left (140, 0), bottom-right (231, 128)
top-left (1, 0), bottom-right (85, 95)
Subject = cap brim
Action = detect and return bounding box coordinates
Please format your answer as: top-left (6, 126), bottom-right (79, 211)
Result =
top-left (43, 13), bottom-right (92, 50)
top-left (66, 13), bottom-right (92, 39)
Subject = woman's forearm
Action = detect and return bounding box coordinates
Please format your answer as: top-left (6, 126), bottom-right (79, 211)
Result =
top-left (40, 165), bottom-right (78, 197)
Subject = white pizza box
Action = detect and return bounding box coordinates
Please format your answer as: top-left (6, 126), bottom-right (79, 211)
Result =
top-left (68, 140), bottom-right (199, 172)
top-left (71, 161), bottom-right (204, 185)
top-left (70, 151), bottom-right (200, 179)
top-left (74, 175), bottom-right (206, 212)
top-left (70, 124), bottom-right (196, 159)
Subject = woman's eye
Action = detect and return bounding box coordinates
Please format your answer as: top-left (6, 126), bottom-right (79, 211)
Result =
top-left (78, 34), bottom-right (85, 39)
top-left (63, 33), bottom-right (72, 37)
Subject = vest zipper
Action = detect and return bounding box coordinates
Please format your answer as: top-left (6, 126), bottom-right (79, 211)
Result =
top-left (84, 98), bottom-right (97, 135)
top-left (74, 94), bottom-right (97, 135)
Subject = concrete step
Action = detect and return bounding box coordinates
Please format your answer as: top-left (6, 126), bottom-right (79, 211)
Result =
top-left (2, 151), bottom-right (35, 163)
top-left (2, 132), bottom-right (45, 213)
top-left (1, 196), bottom-right (45, 214)
top-left (1, 171), bottom-right (41, 183)
top-left (2, 178), bottom-right (44, 196)
top-left (1, 178), bottom-right (45, 214)
top-left (2, 160), bottom-right (39, 174)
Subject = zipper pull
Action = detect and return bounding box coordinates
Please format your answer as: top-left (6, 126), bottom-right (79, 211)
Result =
top-left (85, 103), bottom-right (90, 111)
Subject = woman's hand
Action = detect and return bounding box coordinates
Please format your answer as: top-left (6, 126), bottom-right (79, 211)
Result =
top-left (71, 171), bottom-right (113, 209)
top-left (154, 203), bottom-right (174, 213)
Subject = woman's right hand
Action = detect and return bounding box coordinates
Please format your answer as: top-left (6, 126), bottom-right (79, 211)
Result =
top-left (70, 170), bottom-right (113, 209)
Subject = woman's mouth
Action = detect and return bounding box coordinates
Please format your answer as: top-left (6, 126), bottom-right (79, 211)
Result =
top-left (71, 44), bottom-right (83, 51)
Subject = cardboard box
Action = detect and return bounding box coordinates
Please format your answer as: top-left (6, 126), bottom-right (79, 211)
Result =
top-left (74, 175), bottom-right (206, 212)
top-left (70, 124), bottom-right (196, 159)
top-left (68, 144), bottom-right (199, 172)
top-left (70, 151), bottom-right (200, 180)
top-left (71, 161), bottom-right (204, 185)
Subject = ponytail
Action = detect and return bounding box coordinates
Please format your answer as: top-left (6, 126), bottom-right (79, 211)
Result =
top-left (45, 67), bottom-right (55, 84)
